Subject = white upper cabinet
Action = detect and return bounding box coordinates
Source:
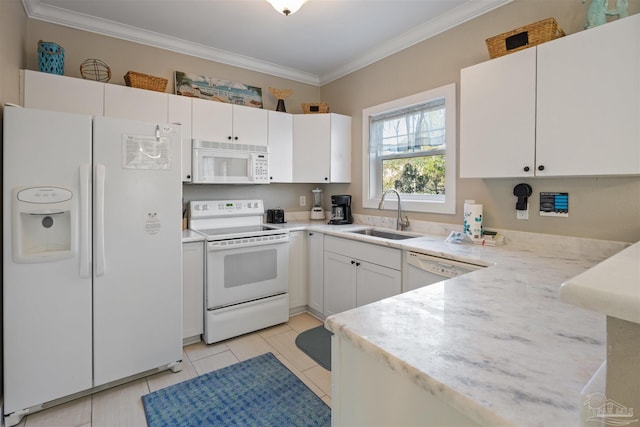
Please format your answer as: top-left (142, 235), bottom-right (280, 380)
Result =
top-left (168, 94), bottom-right (193, 182)
top-left (20, 70), bottom-right (105, 116)
top-left (460, 48), bottom-right (536, 178)
top-left (460, 14), bottom-right (640, 178)
top-left (104, 84), bottom-right (168, 122)
top-left (536, 14), bottom-right (640, 176)
top-left (192, 98), bottom-right (268, 146)
top-left (293, 113), bottom-right (351, 183)
top-left (268, 111), bottom-right (293, 182)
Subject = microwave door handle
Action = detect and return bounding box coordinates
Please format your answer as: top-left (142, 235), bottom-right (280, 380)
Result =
top-left (247, 153), bottom-right (254, 182)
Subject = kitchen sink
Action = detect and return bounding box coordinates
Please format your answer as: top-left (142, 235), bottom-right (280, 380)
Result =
top-left (347, 228), bottom-right (420, 240)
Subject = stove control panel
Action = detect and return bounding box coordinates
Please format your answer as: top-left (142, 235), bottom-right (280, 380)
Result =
top-left (190, 199), bottom-right (264, 218)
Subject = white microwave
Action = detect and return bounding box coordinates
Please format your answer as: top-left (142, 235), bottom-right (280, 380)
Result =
top-left (192, 140), bottom-right (269, 184)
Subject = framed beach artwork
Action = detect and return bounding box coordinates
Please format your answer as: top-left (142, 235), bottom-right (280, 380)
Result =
top-left (174, 71), bottom-right (263, 108)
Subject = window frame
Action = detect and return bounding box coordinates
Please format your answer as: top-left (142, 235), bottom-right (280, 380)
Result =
top-left (362, 83), bottom-right (457, 214)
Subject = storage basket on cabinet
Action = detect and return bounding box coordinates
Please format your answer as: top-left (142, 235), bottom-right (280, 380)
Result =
top-left (486, 18), bottom-right (565, 59)
top-left (123, 71), bottom-right (168, 92)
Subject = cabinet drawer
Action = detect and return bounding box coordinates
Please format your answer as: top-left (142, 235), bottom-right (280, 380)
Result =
top-left (325, 236), bottom-right (401, 270)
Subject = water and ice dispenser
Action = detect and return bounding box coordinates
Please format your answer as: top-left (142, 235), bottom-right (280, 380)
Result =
top-left (12, 186), bottom-right (75, 263)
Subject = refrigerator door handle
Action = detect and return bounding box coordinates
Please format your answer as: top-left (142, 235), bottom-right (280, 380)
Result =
top-left (79, 164), bottom-right (91, 278)
top-left (95, 163), bottom-right (106, 276)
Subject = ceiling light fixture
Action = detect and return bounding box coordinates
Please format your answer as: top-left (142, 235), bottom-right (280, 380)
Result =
top-left (266, 0), bottom-right (307, 16)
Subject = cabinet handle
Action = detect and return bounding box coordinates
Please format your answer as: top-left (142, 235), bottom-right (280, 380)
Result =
top-left (324, 177), bottom-right (328, 181)
top-left (523, 166), bottom-right (530, 172)
top-left (308, 232), bottom-right (313, 236)
top-left (538, 165), bottom-right (545, 171)
top-left (234, 136), bottom-right (239, 140)
top-left (356, 262), bottom-right (361, 267)
top-left (351, 260), bottom-right (355, 265)
top-left (228, 136), bottom-right (232, 140)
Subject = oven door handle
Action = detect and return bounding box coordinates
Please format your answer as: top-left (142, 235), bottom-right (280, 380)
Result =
top-left (207, 237), bottom-right (289, 251)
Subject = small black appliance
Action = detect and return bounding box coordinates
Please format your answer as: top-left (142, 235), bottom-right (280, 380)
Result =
top-left (329, 195), bottom-right (353, 225)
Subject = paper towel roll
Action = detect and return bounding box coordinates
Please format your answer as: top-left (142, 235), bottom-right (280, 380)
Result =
top-left (463, 201), bottom-right (483, 240)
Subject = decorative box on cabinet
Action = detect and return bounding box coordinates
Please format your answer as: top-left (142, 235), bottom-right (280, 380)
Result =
top-left (293, 113), bottom-right (351, 183)
top-left (20, 69), bottom-right (105, 116)
top-left (268, 111), bottom-right (293, 182)
top-left (182, 241), bottom-right (204, 345)
top-left (460, 14), bottom-right (640, 178)
top-left (192, 98), bottom-right (268, 146)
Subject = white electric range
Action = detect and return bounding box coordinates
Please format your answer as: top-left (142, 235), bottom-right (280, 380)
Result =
top-left (189, 199), bottom-right (290, 344)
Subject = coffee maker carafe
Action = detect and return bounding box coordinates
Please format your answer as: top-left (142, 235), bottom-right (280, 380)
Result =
top-left (329, 195), bottom-right (353, 225)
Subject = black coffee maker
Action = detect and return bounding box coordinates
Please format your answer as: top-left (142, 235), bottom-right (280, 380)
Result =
top-left (329, 195), bottom-right (353, 224)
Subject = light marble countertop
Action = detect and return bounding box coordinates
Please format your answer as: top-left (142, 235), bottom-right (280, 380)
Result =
top-left (272, 219), bottom-right (630, 427)
top-left (560, 241), bottom-right (640, 324)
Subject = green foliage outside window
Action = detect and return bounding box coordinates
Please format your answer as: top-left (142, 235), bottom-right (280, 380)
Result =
top-left (382, 155), bottom-right (445, 195)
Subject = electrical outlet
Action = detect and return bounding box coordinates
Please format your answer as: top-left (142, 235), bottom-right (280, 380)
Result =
top-left (299, 195), bottom-right (306, 207)
top-left (517, 208), bottom-right (529, 220)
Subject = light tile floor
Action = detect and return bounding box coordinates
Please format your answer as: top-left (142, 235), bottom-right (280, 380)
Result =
top-left (14, 313), bottom-right (330, 427)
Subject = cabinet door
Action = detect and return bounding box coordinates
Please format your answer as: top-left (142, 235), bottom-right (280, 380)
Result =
top-left (104, 84), bottom-right (168, 122)
top-left (293, 114), bottom-right (331, 182)
top-left (307, 232), bottom-right (324, 314)
top-left (356, 261), bottom-right (401, 307)
top-left (288, 231), bottom-right (306, 310)
top-left (324, 251), bottom-right (357, 316)
top-left (537, 15), bottom-right (640, 176)
top-left (182, 241), bottom-right (204, 341)
top-left (168, 94), bottom-right (193, 182)
top-left (232, 104), bottom-right (268, 146)
top-left (330, 114), bottom-right (352, 182)
top-left (459, 48), bottom-right (536, 178)
top-left (21, 69), bottom-right (105, 116)
top-left (192, 98), bottom-right (232, 142)
top-left (268, 111), bottom-right (293, 182)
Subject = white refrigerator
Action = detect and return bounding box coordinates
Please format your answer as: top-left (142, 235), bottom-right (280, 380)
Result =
top-left (2, 106), bottom-right (183, 424)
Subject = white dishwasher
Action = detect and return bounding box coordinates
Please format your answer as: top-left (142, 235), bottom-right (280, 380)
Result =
top-left (405, 251), bottom-right (485, 292)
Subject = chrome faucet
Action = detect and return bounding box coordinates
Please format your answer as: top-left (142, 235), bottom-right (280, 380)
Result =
top-left (378, 189), bottom-right (410, 231)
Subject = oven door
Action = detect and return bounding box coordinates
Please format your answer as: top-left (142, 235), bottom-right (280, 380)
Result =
top-left (206, 238), bottom-right (289, 309)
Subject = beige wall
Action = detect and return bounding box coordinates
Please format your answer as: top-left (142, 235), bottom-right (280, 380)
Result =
top-left (0, 0), bottom-right (27, 108)
top-left (3, 0), bottom-right (639, 241)
top-left (322, 0), bottom-right (640, 242)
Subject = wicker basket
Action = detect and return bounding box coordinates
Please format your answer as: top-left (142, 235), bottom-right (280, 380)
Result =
top-left (302, 102), bottom-right (329, 114)
top-left (124, 71), bottom-right (168, 92)
top-left (486, 18), bottom-right (565, 59)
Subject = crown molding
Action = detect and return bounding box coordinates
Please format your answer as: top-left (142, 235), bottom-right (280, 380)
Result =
top-left (23, 0), bottom-right (511, 87)
top-left (319, 0), bottom-right (512, 85)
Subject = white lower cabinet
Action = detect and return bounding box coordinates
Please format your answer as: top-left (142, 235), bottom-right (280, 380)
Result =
top-left (182, 241), bottom-right (204, 344)
top-left (323, 252), bottom-right (357, 316)
top-left (288, 231), bottom-right (307, 312)
top-left (307, 231), bottom-right (325, 315)
top-left (323, 236), bottom-right (401, 317)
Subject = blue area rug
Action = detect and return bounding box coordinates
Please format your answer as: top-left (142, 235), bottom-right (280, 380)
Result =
top-left (141, 352), bottom-right (331, 427)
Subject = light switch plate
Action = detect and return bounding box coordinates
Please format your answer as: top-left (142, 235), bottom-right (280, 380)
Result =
top-left (299, 195), bottom-right (306, 207)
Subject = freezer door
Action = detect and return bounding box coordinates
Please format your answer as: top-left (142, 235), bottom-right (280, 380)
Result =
top-left (92, 116), bottom-right (183, 386)
top-left (2, 106), bottom-right (93, 413)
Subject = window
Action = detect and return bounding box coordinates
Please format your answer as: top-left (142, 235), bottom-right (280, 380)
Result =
top-left (362, 83), bottom-right (456, 214)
